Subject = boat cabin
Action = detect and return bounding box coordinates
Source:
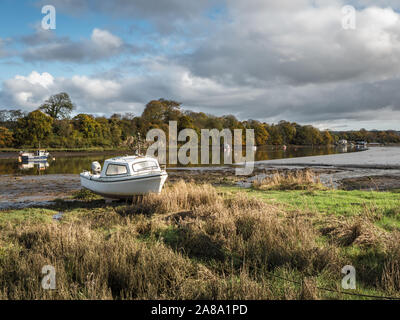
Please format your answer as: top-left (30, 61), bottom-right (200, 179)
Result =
top-left (95, 156), bottom-right (162, 178)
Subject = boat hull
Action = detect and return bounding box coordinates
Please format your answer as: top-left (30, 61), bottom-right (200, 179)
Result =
top-left (80, 172), bottom-right (168, 199)
top-left (21, 156), bottom-right (48, 162)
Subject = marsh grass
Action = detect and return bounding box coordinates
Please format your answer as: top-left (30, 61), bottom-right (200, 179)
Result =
top-left (73, 188), bottom-right (102, 201)
top-left (253, 169), bottom-right (327, 191)
top-left (0, 180), bottom-right (399, 299)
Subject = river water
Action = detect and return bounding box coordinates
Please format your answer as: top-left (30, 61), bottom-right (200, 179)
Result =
top-left (0, 145), bottom-right (360, 176)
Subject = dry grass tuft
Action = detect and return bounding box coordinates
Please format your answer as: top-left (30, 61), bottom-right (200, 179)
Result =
top-left (381, 232), bottom-right (400, 293)
top-left (320, 217), bottom-right (387, 248)
top-left (301, 277), bottom-right (319, 300)
top-left (0, 221), bottom-right (211, 299)
top-left (253, 169), bottom-right (327, 191)
top-left (121, 180), bottom-right (221, 215)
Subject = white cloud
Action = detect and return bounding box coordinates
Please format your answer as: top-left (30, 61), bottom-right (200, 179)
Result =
top-left (3, 72), bottom-right (56, 108)
top-left (2, 1), bottom-right (400, 129)
top-left (15, 71), bottom-right (54, 88)
top-left (67, 75), bottom-right (121, 100)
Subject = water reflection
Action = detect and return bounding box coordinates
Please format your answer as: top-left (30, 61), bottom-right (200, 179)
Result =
top-left (18, 161), bottom-right (49, 173)
top-left (0, 145), bottom-right (362, 176)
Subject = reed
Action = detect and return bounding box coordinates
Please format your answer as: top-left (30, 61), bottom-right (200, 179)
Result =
top-left (253, 169), bottom-right (326, 191)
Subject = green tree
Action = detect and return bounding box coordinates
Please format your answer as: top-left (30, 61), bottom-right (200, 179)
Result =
top-left (142, 99), bottom-right (182, 124)
top-left (278, 121), bottom-right (297, 144)
top-left (268, 125), bottom-right (283, 145)
top-left (110, 121), bottom-right (123, 147)
top-left (73, 114), bottom-right (98, 140)
top-left (40, 92), bottom-right (75, 119)
top-left (14, 110), bottom-right (53, 147)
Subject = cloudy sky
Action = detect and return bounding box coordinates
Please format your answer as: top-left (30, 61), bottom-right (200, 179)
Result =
top-left (1, 0), bottom-right (400, 130)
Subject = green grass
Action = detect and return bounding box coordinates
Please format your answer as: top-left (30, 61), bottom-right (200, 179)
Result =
top-left (72, 188), bottom-right (103, 201)
top-left (219, 186), bottom-right (400, 216)
top-left (1, 182), bottom-right (400, 300)
top-left (0, 208), bottom-right (57, 225)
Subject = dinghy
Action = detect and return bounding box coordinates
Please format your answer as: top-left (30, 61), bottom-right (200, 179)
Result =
top-left (80, 155), bottom-right (168, 199)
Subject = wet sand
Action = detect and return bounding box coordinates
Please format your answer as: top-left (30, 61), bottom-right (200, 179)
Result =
top-left (0, 174), bottom-right (81, 209)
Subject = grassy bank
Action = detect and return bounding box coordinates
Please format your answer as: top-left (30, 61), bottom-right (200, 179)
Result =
top-left (0, 180), bottom-right (400, 299)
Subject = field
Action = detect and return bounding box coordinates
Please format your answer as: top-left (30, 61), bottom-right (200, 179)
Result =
top-left (1, 174), bottom-right (400, 300)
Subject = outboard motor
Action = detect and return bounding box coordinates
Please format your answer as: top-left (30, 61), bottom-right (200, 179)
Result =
top-left (91, 161), bottom-right (101, 174)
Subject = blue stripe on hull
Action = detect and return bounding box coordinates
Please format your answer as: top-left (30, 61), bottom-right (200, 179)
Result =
top-left (22, 156), bottom-right (48, 161)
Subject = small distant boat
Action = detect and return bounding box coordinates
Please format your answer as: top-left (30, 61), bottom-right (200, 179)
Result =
top-left (355, 140), bottom-right (367, 147)
top-left (19, 150), bottom-right (50, 162)
top-left (355, 141), bottom-right (368, 150)
top-left (80, 155), bottom-right (168, 199)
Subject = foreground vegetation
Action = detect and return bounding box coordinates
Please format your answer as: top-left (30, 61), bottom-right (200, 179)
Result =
top-left (0, 176), bottom-right (400, 300)
top-left (1, 94), bottom-right (399, 149)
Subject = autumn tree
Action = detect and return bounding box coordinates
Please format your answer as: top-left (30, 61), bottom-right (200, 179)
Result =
top-left (247, 120), bottom-right (269, 145)
top-left (322, 130), bottom-right (334, 145)
top-left (0, 127), bottom-right (13, 147)
top-left (40, 92), bottom-right (75, 119)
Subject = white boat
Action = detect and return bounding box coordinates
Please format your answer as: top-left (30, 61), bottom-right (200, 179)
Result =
top-left (80, 155), bottom-right (168, 199)
top-left (19, 150), bottom-right (49, 162)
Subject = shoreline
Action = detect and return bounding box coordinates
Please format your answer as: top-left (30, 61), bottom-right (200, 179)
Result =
top-left (255, 147), bottom-right (400, 169)
top-left (1, 147), bottom-right (399, 210)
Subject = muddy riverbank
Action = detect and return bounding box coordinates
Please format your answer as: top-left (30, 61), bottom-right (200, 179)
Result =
top-left (1, 146), bottom-right (399, 209)
top-left (257, 147), bottom-right (400, 169)
top-left (1, 165), bottom-right (399, 210)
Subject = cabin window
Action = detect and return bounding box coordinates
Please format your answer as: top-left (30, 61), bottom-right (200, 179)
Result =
top-left (132, 161), bottom-right (158, 172)
top-left (106, 164), bottom-right (127, 176)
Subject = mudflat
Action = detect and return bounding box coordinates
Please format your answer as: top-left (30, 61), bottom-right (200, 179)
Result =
top-left (257, 147), bottom-right (400, 169)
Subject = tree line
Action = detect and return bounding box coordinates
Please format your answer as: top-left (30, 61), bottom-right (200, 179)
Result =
top-left (0, 93), bottom-right (399, 148)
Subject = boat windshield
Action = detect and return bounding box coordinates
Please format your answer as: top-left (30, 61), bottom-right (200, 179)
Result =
top-left (106, 164), bottom-right (128, 176)
top-left (132, 161), bottom-right (158, 172)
